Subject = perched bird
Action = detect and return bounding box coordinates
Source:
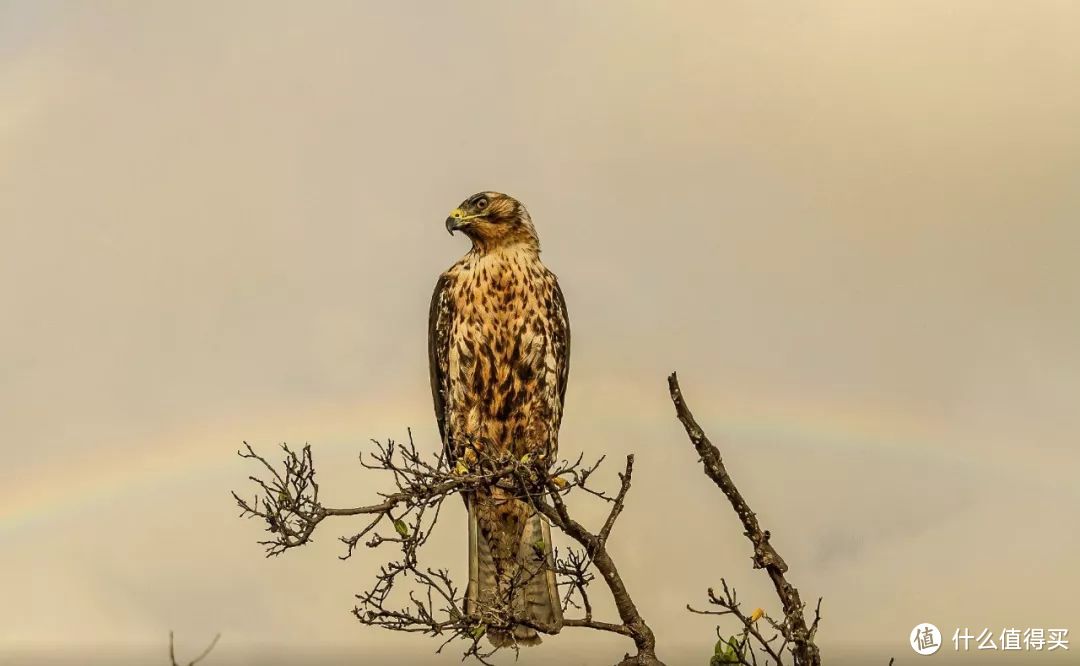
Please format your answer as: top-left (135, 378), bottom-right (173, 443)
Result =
top-left (428, 192), bottom-right (569, 647)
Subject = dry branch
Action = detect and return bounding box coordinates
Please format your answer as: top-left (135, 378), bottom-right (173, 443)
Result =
top-left (232, 431), bottom-right (664, 666)
top-left (668, 372), bottom-right (822, 666)
top-left (168, 631), bottom-right (220, 666)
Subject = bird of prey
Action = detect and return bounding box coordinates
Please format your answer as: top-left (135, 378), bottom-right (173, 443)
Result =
top-left (428, 192), bottom-right (569, 647)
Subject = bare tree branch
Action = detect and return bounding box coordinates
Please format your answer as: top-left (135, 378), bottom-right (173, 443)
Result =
top-left (169, 632), bottom-right (220, 666)
top-left (530, 456), bottom-right (662, 666)
top-left (233, 432), bottom-right (665, 665)
top-left (668, 372), bottom-right (822, 666)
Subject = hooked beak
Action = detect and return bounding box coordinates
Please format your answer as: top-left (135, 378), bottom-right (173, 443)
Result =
top-left (446, 208), bottom-right (481, 235)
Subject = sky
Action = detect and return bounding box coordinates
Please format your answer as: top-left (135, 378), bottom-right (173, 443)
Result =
top-left (1, 2), bottom-right (1078, 664)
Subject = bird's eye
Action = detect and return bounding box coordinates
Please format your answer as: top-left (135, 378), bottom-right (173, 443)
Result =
top-left (476, 198), bottom-right (488, 210)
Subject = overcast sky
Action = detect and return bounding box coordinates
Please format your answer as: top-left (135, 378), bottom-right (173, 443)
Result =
top-left (1, 2), bottom-right (1077, 664)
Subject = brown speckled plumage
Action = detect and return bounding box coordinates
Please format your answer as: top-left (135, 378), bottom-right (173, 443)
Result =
top-left (429, 192), bottom-right (568, 647)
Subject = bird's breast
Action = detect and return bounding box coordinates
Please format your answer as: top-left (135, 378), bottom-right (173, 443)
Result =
top-left (446, 256), bottom-right (554, 404)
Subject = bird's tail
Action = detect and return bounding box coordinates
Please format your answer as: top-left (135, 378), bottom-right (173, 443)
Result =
top-left (466, 494), bottom-right (563, 647)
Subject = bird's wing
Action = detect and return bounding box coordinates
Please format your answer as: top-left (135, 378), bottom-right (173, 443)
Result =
top-left (552, 277), bottom-right (571, 414)
top-left (428, 274), bottom-right (453, 460)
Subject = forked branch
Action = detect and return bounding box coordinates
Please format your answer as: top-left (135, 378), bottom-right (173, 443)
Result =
top-left (232, 433), bottom-right (664, 666)
top-left (168, 631), bottom-right (220, 666)
top-left (668, 372), bottom-right (822, 666)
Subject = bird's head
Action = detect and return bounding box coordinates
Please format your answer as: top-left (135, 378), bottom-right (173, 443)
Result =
top-left (445, 192), bottom-right (539, 252)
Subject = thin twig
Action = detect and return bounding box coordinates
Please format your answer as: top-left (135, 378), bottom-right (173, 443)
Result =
top-left (668, 372), bottom-right (822, 666)
top-left (169, 632), bottom-right (220, 666)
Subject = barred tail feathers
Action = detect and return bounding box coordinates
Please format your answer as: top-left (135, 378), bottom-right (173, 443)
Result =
top-left (466, 497), bottom-right (563, 647)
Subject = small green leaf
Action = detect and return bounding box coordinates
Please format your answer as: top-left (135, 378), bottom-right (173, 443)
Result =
top-left (471, 623), bottom-right (487, 640)
top-left (393, 519), bottom-right (409, 537)
top-left (520, 453), bottom-right (532, 464)
top-left (709, 636), bottom-right (741, 664)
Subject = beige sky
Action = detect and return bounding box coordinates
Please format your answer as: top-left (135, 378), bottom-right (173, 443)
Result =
top-left (1, 2), bottom-right (1078, 664)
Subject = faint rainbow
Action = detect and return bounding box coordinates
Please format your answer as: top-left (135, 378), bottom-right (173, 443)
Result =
top-left (0, 397), bottom-right (426, 536)
top-left (0, 382), bottom-right (962, 536)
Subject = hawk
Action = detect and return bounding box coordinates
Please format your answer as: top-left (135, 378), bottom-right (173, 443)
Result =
top-left (428, 192), bottom-right (569, 647)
